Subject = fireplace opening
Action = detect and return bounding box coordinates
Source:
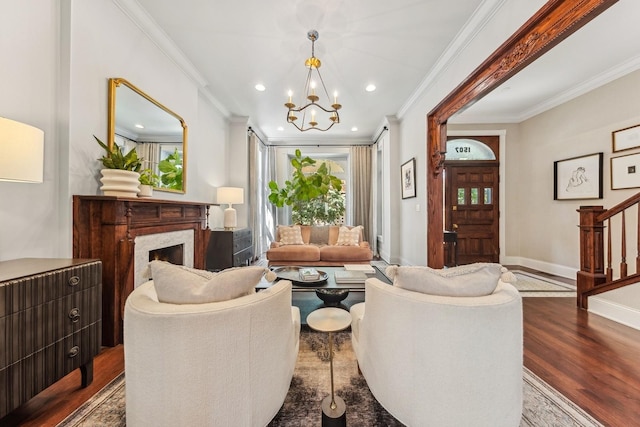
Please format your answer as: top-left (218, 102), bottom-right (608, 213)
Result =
top-left (149, 244), bottom-right (184, 265)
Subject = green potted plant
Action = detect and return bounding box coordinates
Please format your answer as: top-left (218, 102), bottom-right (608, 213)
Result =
top-left (138, 168), bottom-right (159, 197)
top-left (95, 135), bottom-right (143, 197)
top-left (268, 149), bottom-right (344, 225)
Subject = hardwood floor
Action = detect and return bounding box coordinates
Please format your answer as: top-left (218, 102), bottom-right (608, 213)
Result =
top-left (3, 276), bottom-right (640, 426)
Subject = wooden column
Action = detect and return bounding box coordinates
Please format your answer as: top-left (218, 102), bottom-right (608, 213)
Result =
top-left (576, 205), bottom-right (607, 309)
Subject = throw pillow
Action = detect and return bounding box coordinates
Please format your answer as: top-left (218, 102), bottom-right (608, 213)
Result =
top-left (335, 225), bottom-right (361, 246)
top-left (278, 225), bottom-right (305, 245)
top-left (149, 260), bottom-right (276, 304)
top-left (386, 263), bottom-right (502, 297)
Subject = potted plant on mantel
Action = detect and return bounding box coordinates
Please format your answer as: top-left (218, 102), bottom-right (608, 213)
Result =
top-left (268, 149), bottom-right (344, 225)
top-left (138, 168), bottom-right (160, 197)
top-left (95, 135), bottom-right (143, 198)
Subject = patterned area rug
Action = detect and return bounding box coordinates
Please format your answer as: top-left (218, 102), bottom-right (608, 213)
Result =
top-left (58, 330), bottom-right (601, 427)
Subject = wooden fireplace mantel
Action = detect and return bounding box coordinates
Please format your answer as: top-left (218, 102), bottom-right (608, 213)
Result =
top-left (73, 195), bottom-right (211, 346)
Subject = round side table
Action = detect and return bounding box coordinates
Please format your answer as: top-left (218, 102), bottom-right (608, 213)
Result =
top-left (306, 307), bottom-right (352, 427)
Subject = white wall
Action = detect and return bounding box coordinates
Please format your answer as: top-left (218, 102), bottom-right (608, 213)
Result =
top-left (395, 0), bottom-right (545, 266)
top-left (0, 0), bottom-right (229, 261)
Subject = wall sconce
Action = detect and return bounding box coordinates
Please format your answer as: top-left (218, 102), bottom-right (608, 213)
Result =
top-left (0, 117), bottom-right (44, 183)
top-left (215, 187), bottom-right (244, 230)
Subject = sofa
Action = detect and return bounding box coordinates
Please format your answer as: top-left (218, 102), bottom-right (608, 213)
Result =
top-left (350, 266), bottom-right (523, 427)
top-left (266, 224), bottom-right (373, 266)
top-left (124, 276), bottom-right (300, 427)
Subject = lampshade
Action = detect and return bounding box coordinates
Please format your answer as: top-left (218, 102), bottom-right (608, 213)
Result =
top-left (0, 117), bottom-right (44, 183)
top-left (215, 187), bottom-right (244, 205)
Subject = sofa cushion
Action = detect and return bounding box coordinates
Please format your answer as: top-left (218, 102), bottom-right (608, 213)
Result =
top-left (266, 244), bottom-right (321, 262)
top-left (386, 263), bottom-right (502, 297)
top-left (320, 244), bottom-right (372, 262)
top-left (309, 225), bottom-right (330, 244)
top-left (149, 260), bottom-right (273, 304)
top-left (278, 225), bottom-right (305, 245)
top-left (336, 225), bottom-right (362, 246)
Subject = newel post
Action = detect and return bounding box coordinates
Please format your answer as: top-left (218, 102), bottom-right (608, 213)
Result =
top-left (576, 206), bottom-right (607, 309)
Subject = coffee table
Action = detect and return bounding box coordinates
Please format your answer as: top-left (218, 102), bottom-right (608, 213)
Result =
top-left (256, 265), bottom-right (391, 325)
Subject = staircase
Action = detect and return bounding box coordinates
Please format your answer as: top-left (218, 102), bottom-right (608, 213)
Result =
top-left (577, 193), bottom-right (640, 309)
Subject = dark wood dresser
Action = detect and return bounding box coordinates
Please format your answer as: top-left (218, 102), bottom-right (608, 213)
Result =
top-left (206, 228), bottom-right (253, 271)
top-left (0, 258), bottom-right (102, 418)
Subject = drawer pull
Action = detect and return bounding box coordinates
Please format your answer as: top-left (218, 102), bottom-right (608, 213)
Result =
top-left (68, 346), bottom-right (79, 358)
top-left (68, 276), bottom-right (80, 287)
top-left (69, 307), bottom-right (81, 322)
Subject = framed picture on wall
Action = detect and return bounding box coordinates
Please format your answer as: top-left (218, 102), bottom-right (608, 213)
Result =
top-left (553, 152), bottom-right (603, 200)
top-left (611, 152), bottom-right (640, 190)
top-left (401, 158), bottom-right (416, 199)
top-left (612, 124), bottom-right (640, 152)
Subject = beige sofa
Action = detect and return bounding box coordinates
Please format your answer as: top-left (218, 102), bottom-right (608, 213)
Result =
top-left (266, 225), bottom-right (373, 266)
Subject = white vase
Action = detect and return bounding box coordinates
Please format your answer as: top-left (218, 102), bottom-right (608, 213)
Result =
top-left (138, 184), bottom-right (153, 198)
top-left (100, 169), bottom-right (141, 197)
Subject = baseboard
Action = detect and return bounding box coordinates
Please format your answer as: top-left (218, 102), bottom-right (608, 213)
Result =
top-left (502, 256), bottom-right (577, 280)
top-left (589, 296), bottom-right (640, 331)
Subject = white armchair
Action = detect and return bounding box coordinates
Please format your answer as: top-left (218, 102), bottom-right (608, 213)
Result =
top-left (124, 279), bottom-right (300, 427)
top-left (351, 278), bottom-right (522, 427)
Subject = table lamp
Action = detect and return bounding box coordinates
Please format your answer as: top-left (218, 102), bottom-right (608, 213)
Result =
top-left (216, 187), bottom-right (244, 229)
top-left (0, 117), bottom-right (44, 183)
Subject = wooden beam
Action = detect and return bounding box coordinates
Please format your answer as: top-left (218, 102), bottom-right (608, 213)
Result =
top-left (426, 0), bottom-right (618, 268)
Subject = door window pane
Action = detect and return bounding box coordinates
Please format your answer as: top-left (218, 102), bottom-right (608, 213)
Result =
top-left (484, 188), bottom-right (492, 204)
top-left (471, 188), bottom-right (479, 205)
top-left (457, 188), bottom-right (466, 204)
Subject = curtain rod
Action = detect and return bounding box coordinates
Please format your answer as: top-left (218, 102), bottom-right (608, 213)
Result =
top-left (374, 126), bottom-right (388, 144)
top-left (247, 127), bottom-right (268, 146)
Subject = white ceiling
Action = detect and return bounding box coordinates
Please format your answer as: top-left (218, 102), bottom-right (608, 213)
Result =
top-left (124, 0), bottom-right (640, 144)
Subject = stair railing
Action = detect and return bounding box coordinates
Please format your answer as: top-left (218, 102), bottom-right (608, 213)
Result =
top-left (577, 193), bottom-right (640, 309)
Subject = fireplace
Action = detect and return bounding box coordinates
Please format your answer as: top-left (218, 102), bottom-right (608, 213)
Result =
top-left (73, 196), bottom-right (211, 346)
top-left (134, 230), bottom-right (194, 287)
top-left (149, 244), bottom-right (184, 264)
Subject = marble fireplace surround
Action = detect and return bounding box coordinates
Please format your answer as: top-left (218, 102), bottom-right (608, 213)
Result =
top-left (134, 229), bottom-right (194, 288)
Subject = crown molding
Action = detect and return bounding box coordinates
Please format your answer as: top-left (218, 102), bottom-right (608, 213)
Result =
top-left (397, 0), bottom-right (508, 119)
top-left (112, 0), bottom-right (230, 118)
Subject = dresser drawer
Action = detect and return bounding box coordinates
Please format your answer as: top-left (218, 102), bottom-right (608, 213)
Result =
top-left (233, 247), bottom-right (254, 266)
top-left (233, 234), bottom-right (252, 254)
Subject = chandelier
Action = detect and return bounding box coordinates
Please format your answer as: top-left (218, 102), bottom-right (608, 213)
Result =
top-left (285, 30), bottom-right (341, 132)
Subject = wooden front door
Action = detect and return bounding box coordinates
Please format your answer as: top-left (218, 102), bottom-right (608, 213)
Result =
top-left (444, 163), bottom-right (500, 264)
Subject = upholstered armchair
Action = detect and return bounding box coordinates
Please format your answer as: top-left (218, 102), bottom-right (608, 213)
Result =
top-left (351, 275), bottom-right (523, 427)
top-left (124, 278), bottom-right (300, 427)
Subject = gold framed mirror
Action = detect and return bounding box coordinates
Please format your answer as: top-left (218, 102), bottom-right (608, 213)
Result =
top-left (108, 77), bottom-right (187, 193)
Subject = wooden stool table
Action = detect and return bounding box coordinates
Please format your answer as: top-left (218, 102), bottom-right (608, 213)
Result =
top-left (306, 307), bottom-right (352, 427)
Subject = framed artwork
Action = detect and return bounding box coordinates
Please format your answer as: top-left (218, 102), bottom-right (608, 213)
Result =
top-left (401, 158), bottom-right (416, 199)
top-left (611, 152), bottom-right (640, 190)
top-left (553, 152), bottom-right (603, 200)
top-left (612, 124), bottom-right (640, 152)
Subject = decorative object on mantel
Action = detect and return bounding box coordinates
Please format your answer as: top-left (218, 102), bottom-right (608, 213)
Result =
top-left (0, 116), bottom-right (44, 183)
top-left (215, 186), bottom-right (244, 229)
top-left (138, 168), bottom-right (159, 197)
top-left (284, 30), bottom-right (341, 132)
top-left (95, 135), bottom-right (142, 197)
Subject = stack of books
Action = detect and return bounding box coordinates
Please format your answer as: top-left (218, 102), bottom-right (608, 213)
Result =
top-left (299, 267), bottom-right (321, 282)
top-left (334, 270), bottom-right (368, 284)
top-left (343, 264), bottom-right (375, 274)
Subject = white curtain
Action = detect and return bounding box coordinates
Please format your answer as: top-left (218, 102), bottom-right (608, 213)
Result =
top-left (137, 142), bottom-right (161, 172)
top-left (350, 145), bottom-right (373, 245)
top-left (249, 131), bottom-right (277, 260)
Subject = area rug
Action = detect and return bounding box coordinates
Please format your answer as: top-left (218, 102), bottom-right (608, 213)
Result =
top-left (58, 330), bottom-right (601, 427)
top-left (512, 271), bottom-right (576, 297)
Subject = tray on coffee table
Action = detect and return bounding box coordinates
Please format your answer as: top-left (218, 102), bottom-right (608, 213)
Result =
top-left (271, 266), bottom-right (329, 286)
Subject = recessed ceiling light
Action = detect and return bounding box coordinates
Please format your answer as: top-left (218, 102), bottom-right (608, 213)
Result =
top-left (135, 124), bottom-right (144, 129)
top-left (255, 84), bottom-right (266, 91)
top-left (351, 127), bottom-right (358, 132)
top-left (365, 84), bottom-right (376, 92)
top-left (277, 126), bottom-right (284, 131)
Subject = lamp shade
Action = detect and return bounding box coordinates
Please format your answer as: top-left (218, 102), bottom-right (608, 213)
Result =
top-left (215, 187), bottom-right (244, 205)
top-left (0, 117), bottom-right (44, 183)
